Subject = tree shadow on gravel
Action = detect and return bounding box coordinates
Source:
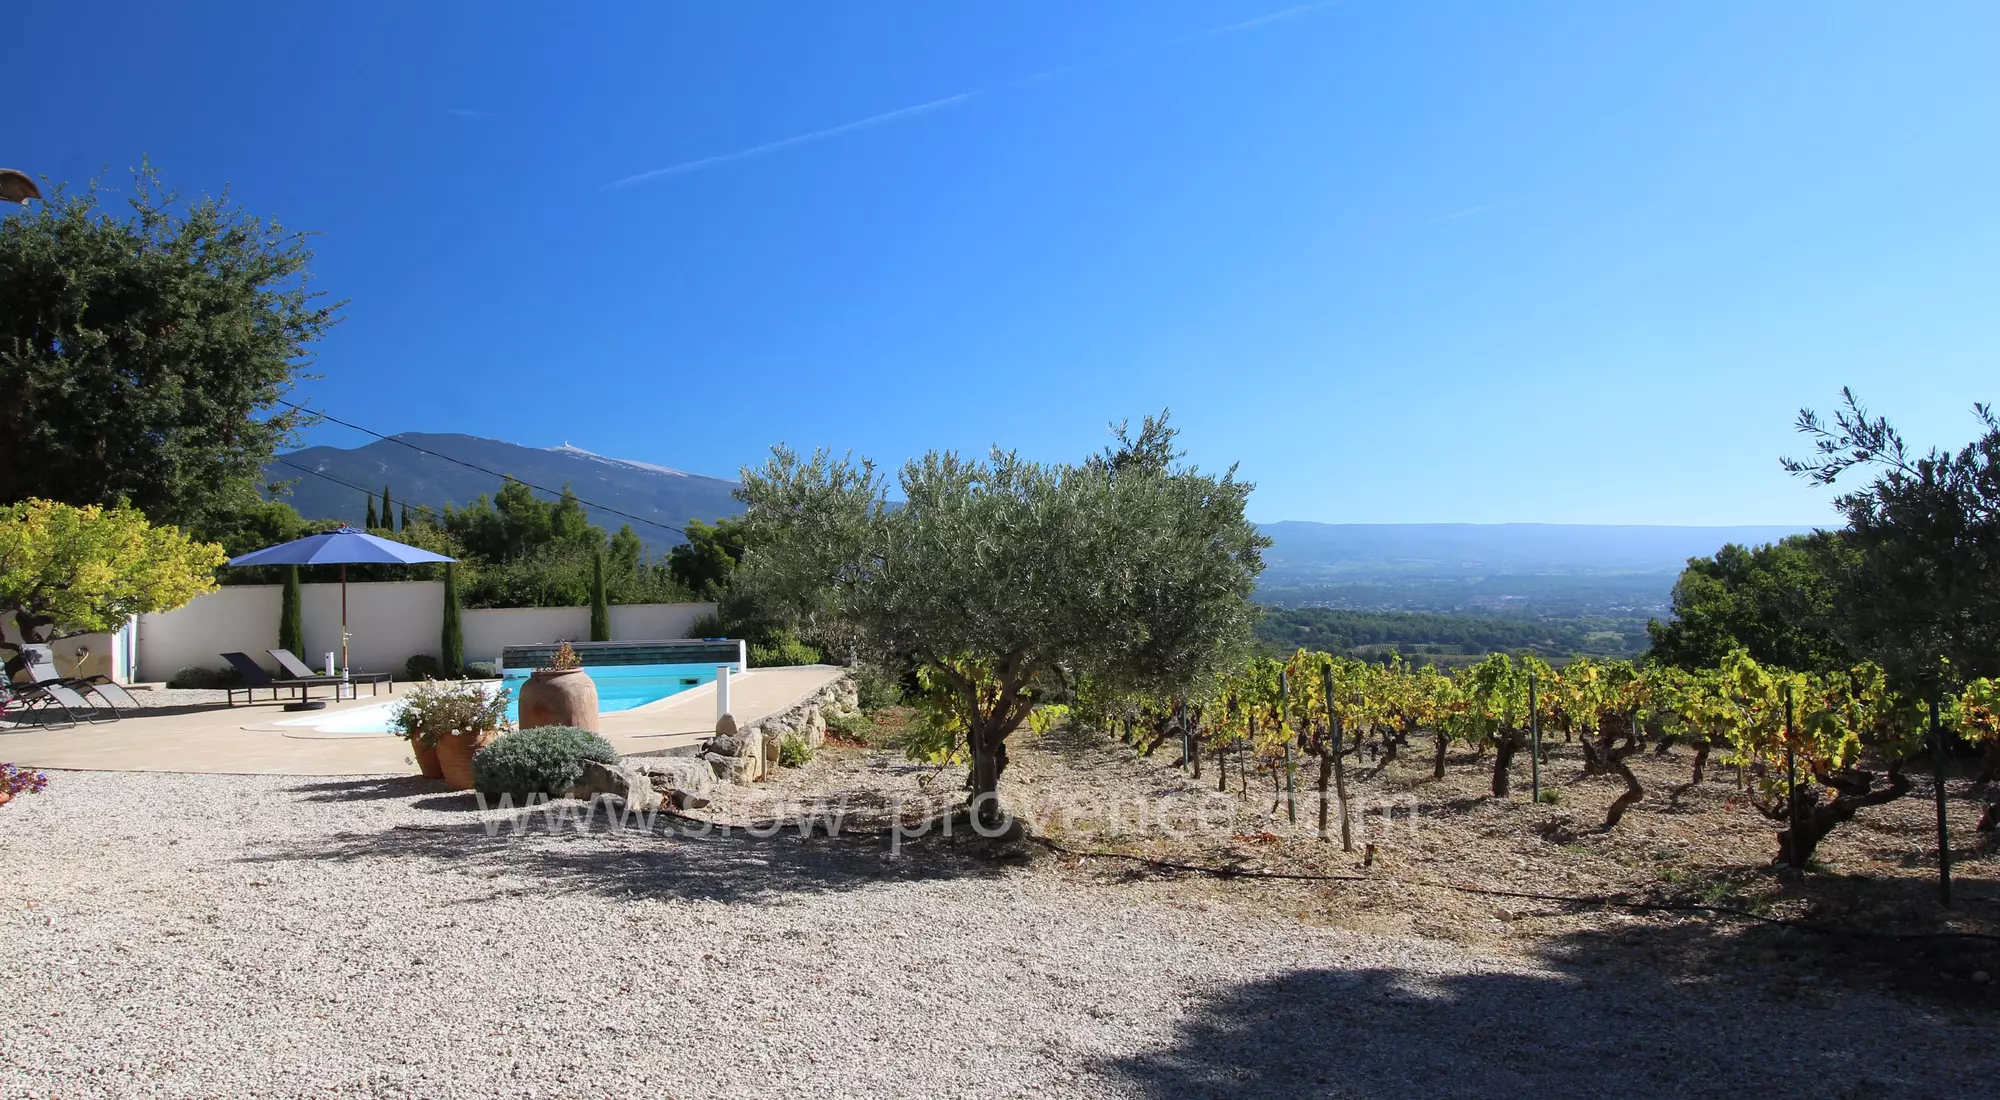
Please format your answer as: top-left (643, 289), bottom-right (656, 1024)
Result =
top-left (1099, 914), bottom-right (1995, 1100)
top-left (236, 799), bottom-right (1015, 906)
top-left (287, 776), bottom-right (440, 802)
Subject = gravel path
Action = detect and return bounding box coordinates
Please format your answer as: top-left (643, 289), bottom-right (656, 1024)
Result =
top-left (2, 771), bottom-right (1990, 1098)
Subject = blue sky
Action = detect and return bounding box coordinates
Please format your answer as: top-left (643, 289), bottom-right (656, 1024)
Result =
top-left (8, 1), bottom-right (1997, 525)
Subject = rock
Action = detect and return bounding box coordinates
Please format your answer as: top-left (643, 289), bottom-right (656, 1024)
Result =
top-left (672, 789), bottom-right (712, 810)
top-left (708, 735), bottom-right (743, 758)
top-left (570, 759), bottom-right (662, 813)
top-left (715, 713), bottom-right (738, 738)
top-left (703, 752), bottom-right (757, 785)
top-left (805, 707), bottom-right (828, 749)
top-left (631, 757), bottom-right (713, 797)
top-left (1973, 970), bottom-right (1991, 985)
top-left (762, 730), bottom-right (784, 769)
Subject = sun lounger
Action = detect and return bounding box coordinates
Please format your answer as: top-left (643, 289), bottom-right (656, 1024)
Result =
top-left (219, 652), bottom-right (345, 706)
top-left (267, 649), bottom-right (392, 696)
top-left (22, 645), bottom-right (140, 716)
top-left (1, 676), bottom-right (102, 727)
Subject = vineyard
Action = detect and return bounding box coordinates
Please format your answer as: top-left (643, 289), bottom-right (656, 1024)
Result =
top-left (1082, 649), bottom-right (1999, 880)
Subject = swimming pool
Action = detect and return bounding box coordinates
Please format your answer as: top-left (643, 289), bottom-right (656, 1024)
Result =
top-left (276, 662), bottom-right (729, 735)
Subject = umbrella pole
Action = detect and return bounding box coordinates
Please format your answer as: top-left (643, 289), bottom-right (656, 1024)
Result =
top-left (340, 563), bottom-right (349, 674)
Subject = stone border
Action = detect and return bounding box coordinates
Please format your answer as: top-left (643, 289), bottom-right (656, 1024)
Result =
top-left (697, 670), bottom-right (859, 784)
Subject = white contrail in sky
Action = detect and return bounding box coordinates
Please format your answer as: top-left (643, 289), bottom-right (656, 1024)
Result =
top-left (604, 0), bottom-right (1350, 189)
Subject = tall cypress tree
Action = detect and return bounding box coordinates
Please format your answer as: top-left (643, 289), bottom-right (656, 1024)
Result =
top-left (279, 565), bottom-right (304, 658)
top-left (589, 549), bottom-right (611, 642)
top-left (441, 561), bottom-right (465, 674)
top-left (364, 495), bottom-right (378, 529)
top-left (381, 486), bottom-right (394, 531)
top-left (400, 503), bottom-right (411, 531)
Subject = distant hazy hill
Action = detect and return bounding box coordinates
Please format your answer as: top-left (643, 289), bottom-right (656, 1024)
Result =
top-left (266, 435), bottom-right (1815, 613)
top-left (1255, 521), bottom-right (1819, 614)
top-left (266, 433), bottom-right (741, 546)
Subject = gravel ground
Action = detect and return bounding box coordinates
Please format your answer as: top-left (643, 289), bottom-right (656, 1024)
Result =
top-left (2, 770), bottom-right (1992, 1099)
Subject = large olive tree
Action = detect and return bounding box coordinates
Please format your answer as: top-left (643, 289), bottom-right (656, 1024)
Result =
top-left (736, 416), bottom-right (1267, 826)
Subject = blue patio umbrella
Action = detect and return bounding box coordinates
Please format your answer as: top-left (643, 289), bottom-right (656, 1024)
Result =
top-left (228, 525), bottom-right (455, 672)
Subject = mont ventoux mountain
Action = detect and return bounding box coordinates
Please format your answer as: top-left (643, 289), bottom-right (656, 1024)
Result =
top-left (268, 433), bottom-right (1814, 616)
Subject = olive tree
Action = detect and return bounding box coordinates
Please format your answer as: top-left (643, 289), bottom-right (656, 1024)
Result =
top-left (736, 416), bottom-right (1266, 826)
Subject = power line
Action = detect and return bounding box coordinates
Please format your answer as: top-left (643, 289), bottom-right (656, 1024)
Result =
top-left (271, 458), bottom-right (448, 525)
top-left (274, 398), bottom-right (700, 539)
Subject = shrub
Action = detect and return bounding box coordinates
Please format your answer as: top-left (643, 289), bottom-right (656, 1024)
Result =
top-left (750, 631), bottom-right (821, 668)
top-left (168, 665), bottom-right (242, 690)
top-left (392, 680), bottom-right (510, 746)
top-left (473, 725), bottom-right (618, 798)
top-left (548, 640), bottom-right (582, 671)
top-left (1536, 789), bottom-right (1564, 805)
top-left (462, 660), bottom-right (502, 680)
top-left (852, 664), bottom-right (903, 712)
top-left (403, 654), bottom-right (444, 681)
top-left (778, 733), bottom-right (813, 767)
top-left (686, 611), bottom-right (725, 639)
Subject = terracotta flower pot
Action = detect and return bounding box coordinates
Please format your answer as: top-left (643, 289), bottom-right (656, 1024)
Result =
top-left (0, 791), bottom-right (12, 809)
top-left (518, 667), bottom-right (600, 732)
top-left (410, 735), bottom-right (444, 780)
top-left (433, 729), bottom-right (500, 791)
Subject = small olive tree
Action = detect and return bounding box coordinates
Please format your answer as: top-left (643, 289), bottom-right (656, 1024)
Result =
top-left (736, 416), bottom-right (1266, 826)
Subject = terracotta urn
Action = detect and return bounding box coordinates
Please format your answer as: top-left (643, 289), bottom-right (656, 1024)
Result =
top-left (410, 735), bottom-right (444, 780)
top-left (433, 729), bottom-right (500, 791)
top-left (518, 667), bottom-right (600, 732)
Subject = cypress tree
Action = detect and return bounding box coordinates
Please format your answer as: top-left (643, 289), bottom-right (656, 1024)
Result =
top-left (381, 486), bottom-right (394, 530)
top-left (441, 561), bottom-right (465, 674)
top-left (279, 565), bottom-right (304, 657)
top-left (589, 549), bottom-right (611, 642)
top-left (400, 503), bottom-right (412, 531)
top-left (364, 495), bottom-right (378, 529)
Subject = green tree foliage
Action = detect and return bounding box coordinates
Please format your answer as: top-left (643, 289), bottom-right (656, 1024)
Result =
top-left (666, 517), bottom-right (748, 598)
top-left (736, 413), bottom-right (1266, 824)
top-left (0, 499), bottom-right (225, 673)
top-left (588, 549), bottom-right (610, 642)
top-left (440, 561), bottom-right (465, 674)
top-left (1647, 533), bottom-right (1855, 673)
top-left (0, 166), bottom-right (338, 532)
top-left (436, 480), bottom-right (688, 608)
top-left (279, 565), bottom-right (304, 657)
top-left (380, 486), bottom-right (394, 532)
top-left (1258, 608), bottom-right (1630, 661)
top-left (365, 496), bottom-right (378, 530)
top-left (1784, 390), bottom-right (2000, 686)
top-left (399, 503), bottom-right (411, 531)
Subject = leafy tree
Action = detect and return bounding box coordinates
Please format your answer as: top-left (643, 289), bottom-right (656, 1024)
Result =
top-left (1647, 533), bottom-right (1854, 673)
top-left (279, 565), bottom-right (304, 657)
top-left (0, 166), bottom-right (338, 531)
top-left (666, 517), bottom-right (748, 598)
top-left (0, 500), bottom-right (224, 674)
top-left (588, 549), bottom-right (610, 642)
top-left (1784, 389), bottom-right (2000, 688)
top-left (440, 561), bottom-right (464, 674)
top-left (736, 414), bottom-right (1266, 826)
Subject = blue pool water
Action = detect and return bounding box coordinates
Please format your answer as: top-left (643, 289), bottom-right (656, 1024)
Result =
top-left (278, 662), bottom-right (730, 735)
top-left (499, 662), bottom-right (721, 722)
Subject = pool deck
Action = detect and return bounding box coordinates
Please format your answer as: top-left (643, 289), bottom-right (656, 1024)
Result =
top-left (0, 665), bottom-right (845, 775)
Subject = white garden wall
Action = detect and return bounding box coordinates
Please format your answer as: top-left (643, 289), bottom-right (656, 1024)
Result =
top-left (133, 582), bottom-right (714, 683)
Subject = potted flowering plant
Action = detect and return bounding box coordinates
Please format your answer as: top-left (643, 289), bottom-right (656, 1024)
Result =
top-left (391, 681), bottom-right (511, 790)
top-left (517, 640), bottom-right (600, 732)
top-left (1, 763), bottom-right (49, 808)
